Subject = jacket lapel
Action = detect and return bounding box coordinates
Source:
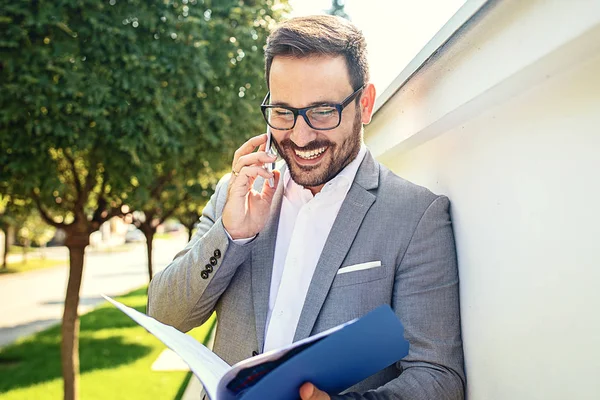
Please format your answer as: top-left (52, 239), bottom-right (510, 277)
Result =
top-left (251, 171), bottom-right (285, 352)
top-left (293, 151), bottom-right (380, 342)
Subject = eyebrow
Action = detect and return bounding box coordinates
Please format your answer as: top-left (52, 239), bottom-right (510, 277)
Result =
top-left (270, 99), bottom-right (337, 108)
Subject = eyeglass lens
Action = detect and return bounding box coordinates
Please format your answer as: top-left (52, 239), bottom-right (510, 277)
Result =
top-left (265, 106), bottom-right (340, 130)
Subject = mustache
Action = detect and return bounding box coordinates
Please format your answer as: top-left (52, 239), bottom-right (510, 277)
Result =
top-left (277, 138), bottom-right (333, 152)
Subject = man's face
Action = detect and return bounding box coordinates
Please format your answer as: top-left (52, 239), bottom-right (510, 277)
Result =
top-left (268, 56), bottom-right (364, 192)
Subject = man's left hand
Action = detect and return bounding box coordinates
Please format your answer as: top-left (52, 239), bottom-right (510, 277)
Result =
top-left (299, 383), bottom-right (331, 400)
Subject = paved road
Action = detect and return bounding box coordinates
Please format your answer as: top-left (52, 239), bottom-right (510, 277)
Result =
top-left (0, 234), bottom-right (188, 348)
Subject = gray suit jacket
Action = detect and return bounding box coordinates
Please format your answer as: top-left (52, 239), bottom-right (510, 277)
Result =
top-left (148, 151), bottom-right (465, 399)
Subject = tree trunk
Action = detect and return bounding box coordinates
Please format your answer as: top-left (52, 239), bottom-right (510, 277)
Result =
top-left (2, 228), bottom-right (8, 269)
top-left (22, 241), bottom-right (28, 264)
top-left (144, 231), bottom-right (154, 283)
top-left (187, 227), bottom-right (193, 243)
top-left (61, 237), bottom-right (87, 400)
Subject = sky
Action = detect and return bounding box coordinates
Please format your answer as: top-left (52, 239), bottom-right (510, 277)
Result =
top-left (287, 0), bottom-right (466, 95)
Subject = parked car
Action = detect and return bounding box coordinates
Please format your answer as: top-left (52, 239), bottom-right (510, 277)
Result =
top-left (125, 226), bottom-right (145, 243)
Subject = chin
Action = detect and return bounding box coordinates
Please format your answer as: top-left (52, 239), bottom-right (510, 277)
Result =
top-left (289, 165), bottom-right (330, 187)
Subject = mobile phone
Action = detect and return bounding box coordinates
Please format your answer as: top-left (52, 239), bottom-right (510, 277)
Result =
top-left (265, 126), bottom-right (275, 188)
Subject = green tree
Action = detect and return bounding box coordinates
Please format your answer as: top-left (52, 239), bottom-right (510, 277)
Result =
top-left (0, 195), bottom-right (45, 267)
top-left (0, 195), bottom-right (19, 268)
top-left (17, 210), bottom-right (56, 259)
top-left (174, 176), bottom-right (217, 243)
top-left (129, 162), bottom-right (217, 281)
top-left (0, 0), bottom-right (287, 398)
top-left (119, 0), bottom-right (289, 281)
top-left (0, 195), bottom-right (11, 268)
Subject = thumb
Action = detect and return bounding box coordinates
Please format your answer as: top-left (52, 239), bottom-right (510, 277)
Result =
top-left (299, 382), bottom-right (329, 400)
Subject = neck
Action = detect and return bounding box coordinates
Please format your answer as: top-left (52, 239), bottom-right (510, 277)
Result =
top-left (305, 184), bottom-right (325, 196)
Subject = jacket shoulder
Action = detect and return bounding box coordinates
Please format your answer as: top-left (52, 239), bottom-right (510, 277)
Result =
top-left (377, 164), bottom-right (443, 208)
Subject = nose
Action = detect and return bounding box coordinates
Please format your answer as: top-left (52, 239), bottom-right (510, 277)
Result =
top-left (290, 114), bottom-right (317, 148)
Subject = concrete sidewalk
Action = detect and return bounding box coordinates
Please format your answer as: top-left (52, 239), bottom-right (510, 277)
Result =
top-left (0, 235), bottom-right (187, 348)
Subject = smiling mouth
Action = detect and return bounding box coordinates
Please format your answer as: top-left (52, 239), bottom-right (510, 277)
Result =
top-left (294, 146), bottom-right (328, 160)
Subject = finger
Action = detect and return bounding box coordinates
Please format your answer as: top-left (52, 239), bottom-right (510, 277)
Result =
top-left (299, 383), bottom-right (314, 400)
top-left (260, 169), bottom-right (280, 202)
top-left (229, 166), bottom-right (273, 194)
top-left (299, 383), bottom-right (329, 400)
top-left (232, 134), bottom-right (268, 169)
top-left (234, 151), bottom-right (277, 173)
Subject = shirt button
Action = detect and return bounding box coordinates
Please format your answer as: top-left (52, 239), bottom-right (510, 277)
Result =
top-left (204, 264), bottom-right (213, 273)
top-left (214, 249), bottom-right (221, 259)
top-left (210, 256), bottom-right (218, 266)
top-left (200, 270), bottom-right (209, 279)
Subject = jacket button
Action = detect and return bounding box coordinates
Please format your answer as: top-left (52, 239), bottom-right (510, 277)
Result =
top-left (214, 249), bottom-right (221, 259)
top-left (201, 270), bottom-right (209, 279)
top-left (210, 256), bottom-right (218, 266)
top-left (252, 350), bottom-right (258, 357)
top-left (204, 264), bottom-right (213, 273)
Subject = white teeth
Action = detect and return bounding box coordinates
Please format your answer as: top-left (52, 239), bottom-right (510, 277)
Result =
top-left (295, 147), bottom-right (327, 160)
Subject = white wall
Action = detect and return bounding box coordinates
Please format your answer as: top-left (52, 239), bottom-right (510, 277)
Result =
top-left (365, 0), bottom-right (600, 399)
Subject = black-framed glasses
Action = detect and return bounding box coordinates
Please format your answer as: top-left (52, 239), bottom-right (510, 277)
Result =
top-left (261, 85), bottom-right (366, 131)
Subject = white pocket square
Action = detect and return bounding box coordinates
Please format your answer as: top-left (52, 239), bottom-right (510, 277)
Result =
top-left (337, 261), bottom-right (382, 275)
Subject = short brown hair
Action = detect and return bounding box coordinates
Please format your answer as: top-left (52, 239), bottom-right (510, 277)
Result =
top-left (264, 15), bottom-right (369, 91)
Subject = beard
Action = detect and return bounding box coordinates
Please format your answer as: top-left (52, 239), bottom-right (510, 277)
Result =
top-left (273, 109), bottom-right (363, 188)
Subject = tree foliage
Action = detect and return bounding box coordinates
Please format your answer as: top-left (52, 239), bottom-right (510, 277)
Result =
top-left (1, 0), bottom-right (287, 225)
top-left (0, 0), bottom-right (288, 398)
top-left (0, 194), bottom-right (35, 267)
top-left (174, 173), bottom-right (217, 242)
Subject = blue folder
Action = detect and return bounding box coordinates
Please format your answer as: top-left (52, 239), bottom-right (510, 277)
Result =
top-left (236, 305), bottom-right (409, 399)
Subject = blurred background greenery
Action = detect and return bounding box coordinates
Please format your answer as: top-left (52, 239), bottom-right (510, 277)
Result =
top-left (0, 0), bottom-right (289, 398)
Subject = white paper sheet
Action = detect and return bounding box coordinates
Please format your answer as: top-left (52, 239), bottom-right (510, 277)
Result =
top-left (102, 295), bottom-right (230, 400)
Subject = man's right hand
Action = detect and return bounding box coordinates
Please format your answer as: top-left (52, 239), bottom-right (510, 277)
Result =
top-left (222, 133), bottom-right (280, 240)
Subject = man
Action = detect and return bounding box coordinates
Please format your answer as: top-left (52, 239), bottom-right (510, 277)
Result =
top-left (148, 15), bottom-right (465, 400)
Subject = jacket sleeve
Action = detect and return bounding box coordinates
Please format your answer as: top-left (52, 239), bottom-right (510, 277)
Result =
top-left (332, 196), bottom-right (466, 400)
top-left (147, 173), bottom-right (254, 332)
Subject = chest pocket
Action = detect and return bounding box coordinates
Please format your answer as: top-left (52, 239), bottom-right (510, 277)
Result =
top-left (331, 262), bottom-right (387, 288)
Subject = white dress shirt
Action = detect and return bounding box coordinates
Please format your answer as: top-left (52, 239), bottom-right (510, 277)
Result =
top-left (262, 145), bottom-right (367, 352)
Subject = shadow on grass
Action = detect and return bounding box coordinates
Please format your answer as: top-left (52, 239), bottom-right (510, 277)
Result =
top-left (0, 288), bottom-right (152, 394)
top-left (79, 307), bottom-right (145, 331)
top-left (0, 335), bottom-right (151, 394)
top-left (0, 268), bottom-right (17, 275)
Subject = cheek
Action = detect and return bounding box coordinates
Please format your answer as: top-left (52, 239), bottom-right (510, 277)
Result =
top-left (272, 131), bottom-right (287, 146)
top-left (339, 108), bottom-right (359, 133)
top-left (330, 121), bottom-right (356, 147)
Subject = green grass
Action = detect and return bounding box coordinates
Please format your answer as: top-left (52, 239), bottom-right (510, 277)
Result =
top-left (0, 258), bottom-right (67, 275)
top-left (6, 247), bottom-right (38, 255)
top-left (154, 232), bottom-right (180, 240)
top-left (0, 287), bottom-right (216, 400)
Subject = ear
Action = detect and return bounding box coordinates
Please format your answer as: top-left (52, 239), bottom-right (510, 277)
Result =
top-left (359, 83), bottom-right (376, 125)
